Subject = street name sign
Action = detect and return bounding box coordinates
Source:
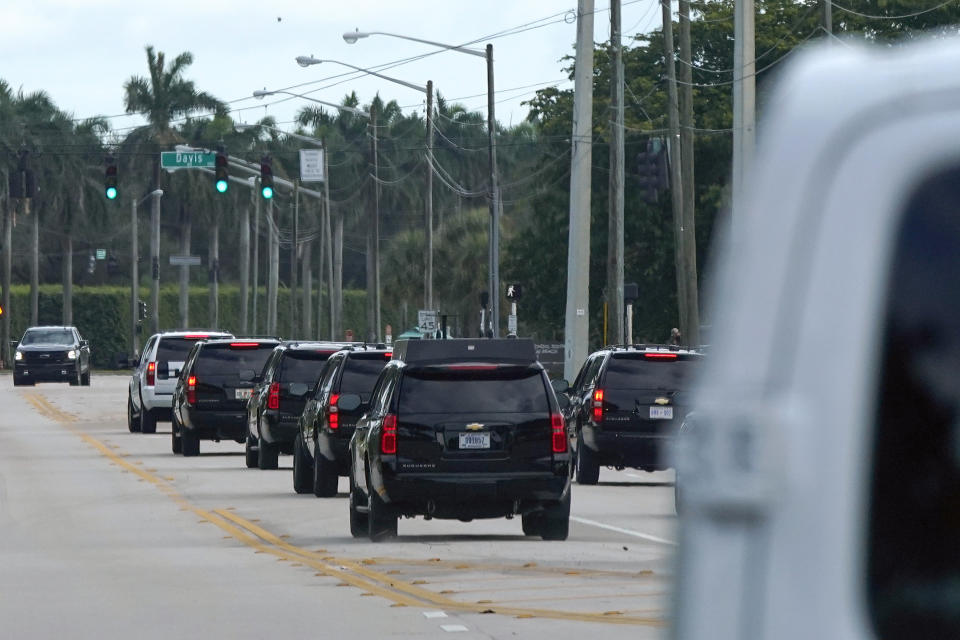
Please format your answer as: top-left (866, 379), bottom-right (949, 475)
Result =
top-left (161, 151), bottom-right (215, 170)
top-left (95, 249), bottom-right (106, 260)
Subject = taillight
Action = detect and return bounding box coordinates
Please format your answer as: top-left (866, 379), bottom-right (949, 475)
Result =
top-left (267, 382), bottom-right (280, 410)
top-left (229, 342), bottom-right (260, 349)
top-left (551, 413), bottom-right (567, 453)
top-left (384, 352), bottom-right (392, 359)
top-left (645, 352), bottom-right (678, 360)
top-left (592, 389), bottom-right (604, 422)
top-left (146, 361), bottom-right (156, 386)
top-left (328, 393), bottom-right (340, 430)
top-left (186, 375), bottom-right (197, 405)
top-left (381, 414), bottom-right (397, 454)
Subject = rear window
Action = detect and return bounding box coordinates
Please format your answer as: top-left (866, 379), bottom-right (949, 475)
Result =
top-left (398, 367), bottom-right (549, 414)
top-left (339, 355), bottom-right (390, 393)
top-left (195, 344), bottom-right (276, 377)
top-left (603, 355), bottom-right (698, 390)
top-left (157, 338), bottom-right (202, 364)
top-left (280, 351), bottom-right (334, 384)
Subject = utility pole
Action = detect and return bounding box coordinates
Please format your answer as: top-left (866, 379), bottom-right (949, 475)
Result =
top-left (267, 198), bottom-right (278, 336)
top-left (150, 179), bottom-right (160, 334)
top-left (607, 0), bottom-right (625, 347)
top-left (30, 202), bottom-right (38, 326)
top-left (563, 0), bottom-right (595, 382)
top-left (252, 183), bottom-right (260, 335)
top-left (130, 198), bottom-right (139, 356)
top-left (290, 179), bottom-right (300, 338)
top-left (239, 185), bottom-right (251, 335)
top-left (208, 216), bottom-right (219, 329)
top-left (732, 0), bottom-right (756, 227)
top-left (679, 0), bottom-right (700, 348)
top-left (2, 191), bottom-right (10, 367)
top-left (366, 103), bottom-right (381, 342)
top-left (323, 142), bottom-right (336, 340)
top-left (663, 0), bottom-right (689, 340)
top-left (425, 79), bottom-right (434, 310)
top-left (486, 44), bottom-right (501, 338)
top-left (316, 197), bottom-right (326, 341)
top-left (824, 0), bottom-right (832, 37)
top-left (302, 200), bottom-right (312, 340)
top-left (178, 203), bottom-right (191, 328)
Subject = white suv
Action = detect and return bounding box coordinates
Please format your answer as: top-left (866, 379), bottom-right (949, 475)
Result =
top-left (128, 330), bottom-right (233, 433)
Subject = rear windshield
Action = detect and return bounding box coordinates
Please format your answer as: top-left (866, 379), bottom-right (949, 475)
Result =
top-left (22, 329), bottom-right (74, 345)
top-left (280, 351), bottom-right (334, 385)
top-left (340, 355), bottom-right (390, 393)
top-left (157, 338), bottom-right (202, 364)
top-left (195, 344), bottom-right (276, 377)
top-left (603, 355), bottom-right (698, 390)
top-left (398, 367), bottom-right (549, 414)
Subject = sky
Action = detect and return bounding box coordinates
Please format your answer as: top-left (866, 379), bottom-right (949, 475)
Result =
top-left (0, 0), bottom-right (663, 138)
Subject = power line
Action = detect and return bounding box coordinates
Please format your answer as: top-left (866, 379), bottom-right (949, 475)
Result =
top-left (831, 0), bottom-right (958, 19)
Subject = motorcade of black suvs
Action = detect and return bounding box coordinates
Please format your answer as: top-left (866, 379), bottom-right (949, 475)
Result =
top-left (128, 330), bottom-right (234, 433)
top-left (559, 344), bottom-right (702, 485)
top-left (245, 341), bottom-right (353, 470)
top-left (348, 339), bottom-right (572, 541)
top-left (171, 337), bottom-right (281, 456)
top-left (294, 345), bottom-right (392, 496)
top-left (13, 326), bottom-right (91, 387)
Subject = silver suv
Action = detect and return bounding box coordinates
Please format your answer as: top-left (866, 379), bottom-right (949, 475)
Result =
top-left (128, 330), bottom-right (233, 433)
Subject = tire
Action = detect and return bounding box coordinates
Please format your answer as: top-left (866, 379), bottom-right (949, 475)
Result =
top-left (539, 492), bottom-right (571, 541)
top-left (141, 408), bottom-right (157, 435)
top-left (81, 370), bottom-right (91, 386)
top-left (292, 434), bottom-right (312, 494)
top-left (521, 513), bottom-right (542, 537)
top-left (127, 396), bottom-right (142, 433)
top-left (181, 428), bottom-right (200, 457)
top-left (367, 466), bottom-right (397, 542)
top-left (171, 414), bottom-right (182, 454)
top-left (257, 435), bottom-right (278, 470)
top-left (13, 376), bottom-right (29, 387)
top-left (348, 474), bottom-right (367, 539)
top-left (312, 443), bottom-right (339, 498)
top-left (575, 442), bottom-right (600, 485)
top-left (69, 368), bottom-right (80, 386)
top-left (244, 435), bottom-right (259, 469)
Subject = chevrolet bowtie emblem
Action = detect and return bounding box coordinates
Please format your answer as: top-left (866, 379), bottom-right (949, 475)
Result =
top-left (465, 423), bottom-right (485, 431)
top-left (654, 397), bottom-right (670, 405)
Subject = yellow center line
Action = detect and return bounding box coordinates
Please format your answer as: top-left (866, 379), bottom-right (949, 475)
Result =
top-left (23, 391), bottom-right (666, 628)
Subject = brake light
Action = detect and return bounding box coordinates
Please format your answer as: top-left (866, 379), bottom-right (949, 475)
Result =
top-left (146, 361), bottom-right (156, 386)
top-left (328, 393), bottom-right (340, 430)
top-left (645, 353), bottom-right (678, 360)
top-left (267, 382), bottom-right (280, 410)
top-left (592, 389), bottom-right (604, 422)
top-left (381, 413), bottom-right (397, 454)
top-left (186, 375), bottom-right (197, 405)
top-left (551, 413), bottom-right (567, 453)
top-left (183, 334), bottom-right (209, 340)
top-left (384, 352), bottom-right (392, 359)
top-left (230, 342), bottom-right (260, 349)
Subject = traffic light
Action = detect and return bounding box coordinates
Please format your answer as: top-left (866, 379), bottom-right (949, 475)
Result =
top-left (636, 139), bottom-right (668, 204)
top-left (104, 155), bottom-right (118, 200)
top-left (215, 150), bottom-right (228, 193)
top-left (260, 155), bottom-right (274, 199)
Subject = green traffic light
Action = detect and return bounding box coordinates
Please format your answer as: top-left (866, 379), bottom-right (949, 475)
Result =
top-left (216, 180), bottom-right (228, 193)
top-left (105, 186), bottom-right (118, 200)
top-left (261, 186), bottom-right (273, 200)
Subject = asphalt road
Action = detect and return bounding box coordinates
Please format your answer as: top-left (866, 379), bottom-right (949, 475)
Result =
top-left (0, 374), bottom-right (677, 639)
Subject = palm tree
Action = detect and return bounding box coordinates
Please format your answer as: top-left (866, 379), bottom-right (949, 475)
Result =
top-left (122, 46), bottom-right (225, 333)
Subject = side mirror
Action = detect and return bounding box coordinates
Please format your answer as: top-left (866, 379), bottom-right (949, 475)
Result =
top-left (337, 393), bottom-right (362, 412)
top-left (80, 340), bottom-right (89, 348)
top-left (9, 340), bottom-right (18, 348)
top-left (551, 378), bottom-right (570, 394)
top-left (556, 394), bottom-right (571, 411)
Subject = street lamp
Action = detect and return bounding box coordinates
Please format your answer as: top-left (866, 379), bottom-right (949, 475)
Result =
top-left (132, 189), bottom-right (163, 356)
top-left (344, 30), bottom-right (501, 337)
top-left (294, 57), bottom-right (438, 313)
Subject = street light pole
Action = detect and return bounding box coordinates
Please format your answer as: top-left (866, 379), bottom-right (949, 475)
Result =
top-left (132, 189), bottom-right (162, 356)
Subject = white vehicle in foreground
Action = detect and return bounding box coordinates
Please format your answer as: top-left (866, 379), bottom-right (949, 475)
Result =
top-left (674, 38), bottom-right (960, 640)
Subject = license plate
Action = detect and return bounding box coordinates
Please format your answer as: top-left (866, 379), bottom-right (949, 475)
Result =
top-left (649, 406), bottom-right (673, 420)
top-left (459, 432), bottom-right (491, 449)
top-left (235, 388), bottom-right (253, 400)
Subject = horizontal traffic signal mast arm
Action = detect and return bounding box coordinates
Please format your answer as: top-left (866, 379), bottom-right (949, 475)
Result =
top-left (194, 166), bottom-right (325, 199)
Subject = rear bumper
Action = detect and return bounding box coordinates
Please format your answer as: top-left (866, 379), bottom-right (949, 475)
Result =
top-left (182, 409), bottom-right (247, 442)
top-left (140, 386), bottom-right (174, 411)
top-left (14, 363), bottom-right (77, 382)
top-left (582, 425), bottom-right (674, 469)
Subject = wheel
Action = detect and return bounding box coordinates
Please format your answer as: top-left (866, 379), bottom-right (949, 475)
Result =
top-left (367, 465), bottom-right (397, 542)
top-left (521, 513), bottom-right (542, 537)
top-left (348, 474), bottom-right (367, 538)
top-left (257, 435), bottom-right (278, 470)
top-left (171, 414), bottom-right (182, 454)
top-left (81, 370), bottom-right (90, 386)
top-left (181, 428), bottom-right (200, 457)
top-left (141, 408), bottom-right (157, 434)
top-left (538, 492), bottom-right (571, 541)
top-left (244, 435), bottom-right (259, 469)
top-left (13, 375), bottom-right (30, 387)
top-left (575, 442), bottom-right (600, 485)
top-left (312, 442), bottom-right (339, 498)
top-left (127, 396), bottom-right (142, 433)
top-left (292, 434), bottom-right (312, 494)
top-left (69, 368), bottom-right (80, 386)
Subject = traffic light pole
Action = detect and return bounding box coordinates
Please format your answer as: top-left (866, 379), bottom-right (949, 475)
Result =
top-left (131, 198), bottom-right (139, 356)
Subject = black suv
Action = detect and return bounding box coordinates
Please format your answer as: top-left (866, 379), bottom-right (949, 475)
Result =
top-left (348, 339), bottom-right (571, 541)
top-left (245, 341), bottom-right (350, 470)
top-left (294, 345), bottom-right (392, 496)
top-left (171, 338), bottom-right (281, 456)
top-left (13, 326), bottom-right (91, 386)
top-left (560, 344), bottom-right (702, 484)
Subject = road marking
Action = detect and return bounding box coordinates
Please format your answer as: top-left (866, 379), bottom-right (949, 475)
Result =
top-left (423, 611), bottom-right (448, 619)
top-left (440, 624), bottom-right (469, 632)
top-left (569, 516), bottom-right (677, 546)
top-left (23, 390), bottom-right (667, 628)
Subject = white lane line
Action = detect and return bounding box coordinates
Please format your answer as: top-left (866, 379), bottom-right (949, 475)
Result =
top-left (423, 611), bottom-right (448, 619)
top-left (569, 516), bottom-right (677, 546)
top-left (441, 625), bottom-right (469, 632)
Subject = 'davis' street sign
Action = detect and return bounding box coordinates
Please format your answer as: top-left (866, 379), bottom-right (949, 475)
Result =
top-left (161, 151), bottom-right (215, 170)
